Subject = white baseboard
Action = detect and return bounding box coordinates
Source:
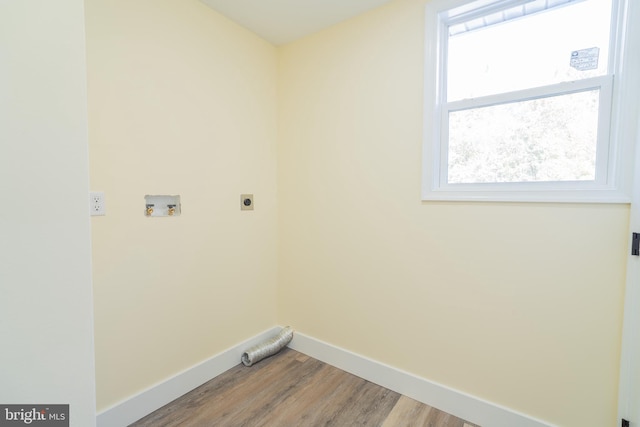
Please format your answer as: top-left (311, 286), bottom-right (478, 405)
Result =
top-left (96, 326), bottom-right (280, 427)
top-left (97, 326), bottom-right (555, 427)
top-left (288, 331), bottom-right (556, 427)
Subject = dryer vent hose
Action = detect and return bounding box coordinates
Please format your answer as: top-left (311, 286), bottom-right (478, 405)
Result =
top-left (241, 326), bottom-right (294, 367)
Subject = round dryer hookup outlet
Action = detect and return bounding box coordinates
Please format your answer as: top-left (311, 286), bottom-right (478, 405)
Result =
top-left (241, 194), bottom-right (254, 210)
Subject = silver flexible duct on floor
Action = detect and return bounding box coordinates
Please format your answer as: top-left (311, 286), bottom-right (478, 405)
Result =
top-left (241, 326), bottom-right (294, 367)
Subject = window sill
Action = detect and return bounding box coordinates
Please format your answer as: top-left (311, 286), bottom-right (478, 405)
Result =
top-left (421, 187), bottom-right (631, 203)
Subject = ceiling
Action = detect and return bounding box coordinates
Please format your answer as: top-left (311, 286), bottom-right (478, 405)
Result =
top-left (200, 0), bottom-right (396, 46)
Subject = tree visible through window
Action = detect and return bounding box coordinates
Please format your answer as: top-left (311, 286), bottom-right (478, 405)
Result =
top-left (422, 0), bottom-right (635, 202)
top-left (448, 90), bottom-right (599, 184)
top-left (446, 0), bottom-right (610, 185)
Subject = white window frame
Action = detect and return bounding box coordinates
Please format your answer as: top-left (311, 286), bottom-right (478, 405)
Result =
top-left (422, 0), bottom-right (639, 203)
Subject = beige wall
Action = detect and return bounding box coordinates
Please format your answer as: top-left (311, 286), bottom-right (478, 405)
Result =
top-left (277, 1), bottom-right (629, 426)
top-left (85, 0), bottom-right (278, 411)
top-left (86, 0), bottom-right (630, 425)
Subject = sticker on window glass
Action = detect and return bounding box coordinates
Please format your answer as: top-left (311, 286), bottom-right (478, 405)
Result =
top-left (570, 47), bottom-right (600, 71)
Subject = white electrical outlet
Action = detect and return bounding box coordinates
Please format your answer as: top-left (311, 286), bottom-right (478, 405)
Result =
top-left (90, 191), bottom-right (106, 216)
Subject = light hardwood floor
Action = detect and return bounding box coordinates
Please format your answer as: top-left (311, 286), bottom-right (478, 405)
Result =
top-left (131, 348), bottom-right (479, 427)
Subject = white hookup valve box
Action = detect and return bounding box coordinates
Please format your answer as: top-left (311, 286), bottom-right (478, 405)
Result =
top-left (144, 195), bottom-right (181, 217)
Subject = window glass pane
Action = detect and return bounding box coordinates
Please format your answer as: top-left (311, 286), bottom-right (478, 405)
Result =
top-left (447, 0), bottom-right (612, 101)
top-left (447, 89), bottom-right (599, 184)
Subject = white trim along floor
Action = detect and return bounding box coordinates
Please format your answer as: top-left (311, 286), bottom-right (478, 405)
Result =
top-left (97, 326), bottom-right (555, 427)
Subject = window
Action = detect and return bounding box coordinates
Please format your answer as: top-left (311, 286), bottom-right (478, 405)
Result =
top-left (422, 0), bottom-right (639, 202)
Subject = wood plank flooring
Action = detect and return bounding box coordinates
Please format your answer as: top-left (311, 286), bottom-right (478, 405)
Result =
top-left (130, 348), bottom-right (479, 427)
